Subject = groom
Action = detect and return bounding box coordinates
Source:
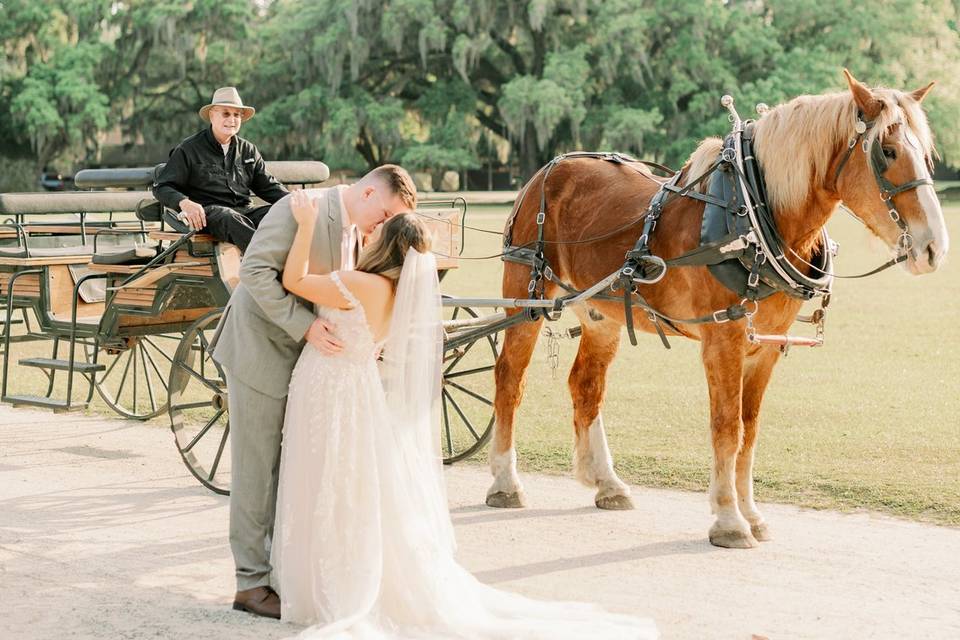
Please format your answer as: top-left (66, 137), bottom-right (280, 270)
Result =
top-left (211, 164), bottom-right (417, 618)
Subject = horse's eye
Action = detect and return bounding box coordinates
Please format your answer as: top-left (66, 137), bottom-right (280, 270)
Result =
top-left (882, 147), bottom-right (897, 161)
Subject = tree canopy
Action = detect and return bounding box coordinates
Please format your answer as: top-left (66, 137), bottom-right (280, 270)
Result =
top-left (2, 0), bottom-right (959, 181)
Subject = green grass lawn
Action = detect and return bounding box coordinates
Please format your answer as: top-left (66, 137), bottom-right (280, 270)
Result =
top-left (442, 202), bottom-right (960, 526)
top-left (4, 202), bottom-right (958, 525)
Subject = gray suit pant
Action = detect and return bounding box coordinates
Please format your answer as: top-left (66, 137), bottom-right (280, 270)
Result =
top-left (225, 369), bottom-right (287, 591)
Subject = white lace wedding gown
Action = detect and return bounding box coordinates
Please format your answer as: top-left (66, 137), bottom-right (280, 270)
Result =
top-left (272, 271), bottom-right (657, 640)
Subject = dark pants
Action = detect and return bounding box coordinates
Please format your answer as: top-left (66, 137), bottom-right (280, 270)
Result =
top-left (203, 204), bottom-right (272, 252)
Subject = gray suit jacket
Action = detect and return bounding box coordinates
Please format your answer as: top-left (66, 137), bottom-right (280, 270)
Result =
top-left (211, 187), bottom-right (344, 398)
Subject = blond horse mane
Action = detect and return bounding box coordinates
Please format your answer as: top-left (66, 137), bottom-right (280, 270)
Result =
top-left (682, 89), bottom-right (935, 213)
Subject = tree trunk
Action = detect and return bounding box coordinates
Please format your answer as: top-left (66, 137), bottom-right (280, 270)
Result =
top-left (519, 127), bottom-right (542, 182)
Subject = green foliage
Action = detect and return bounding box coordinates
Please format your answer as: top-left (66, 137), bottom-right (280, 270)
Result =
top-left (2, 0), bottom-right (960, 177)
top-left (10, 42), bottom-right (110, 170)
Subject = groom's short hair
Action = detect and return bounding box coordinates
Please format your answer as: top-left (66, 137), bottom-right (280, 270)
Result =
top-left (368, 164), bottom-right (418, 210)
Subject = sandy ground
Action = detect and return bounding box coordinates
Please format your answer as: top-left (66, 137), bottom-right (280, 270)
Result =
top-left (2, 404), bottom-right (959, 640)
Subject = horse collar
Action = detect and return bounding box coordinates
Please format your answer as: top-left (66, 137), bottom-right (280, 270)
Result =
top-left (698, 125), bottom-right (835, 302)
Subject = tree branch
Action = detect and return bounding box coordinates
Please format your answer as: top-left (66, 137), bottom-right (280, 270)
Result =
top-left (488, 30), bottom-right (527, 75)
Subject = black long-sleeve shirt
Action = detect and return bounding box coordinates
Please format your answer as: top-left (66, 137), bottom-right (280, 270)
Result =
top-left (153, 126), bottom-right (288, 211)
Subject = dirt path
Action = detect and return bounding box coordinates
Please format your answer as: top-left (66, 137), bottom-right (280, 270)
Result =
top-left (1, 405), bottom-right (958, 639)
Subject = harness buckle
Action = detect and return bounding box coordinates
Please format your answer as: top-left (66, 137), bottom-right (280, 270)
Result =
top-left (621, 266), bottom-right (635, 278)
top-left (543, 266), bottom-right (554, 281)
top-left (721, 147), bottom-right (736, 163)
top-left (888, 208), bottom-right (901, 223)
top-left (748, 271), bottom-right (760, 289)
top-left (712, 309), bottom-right (730, 324)
top-left (897, 232), bottom-right (913, 252)
top-left (536, 211), bottom-right (546, 224)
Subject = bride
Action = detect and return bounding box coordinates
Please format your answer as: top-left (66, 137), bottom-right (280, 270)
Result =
top-left (272, 190), bottom-right (657, 639)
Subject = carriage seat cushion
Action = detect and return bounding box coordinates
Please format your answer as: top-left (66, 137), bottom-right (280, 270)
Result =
top-left (0, 245), bottom-right (95, 258)
top-left (91, 246), bottom-right (156, 265)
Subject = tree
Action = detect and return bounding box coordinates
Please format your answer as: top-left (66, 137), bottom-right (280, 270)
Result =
top-left (2, 0), bottom-right (960, 180)
top-left (0, 0), bottom-right (258, 171)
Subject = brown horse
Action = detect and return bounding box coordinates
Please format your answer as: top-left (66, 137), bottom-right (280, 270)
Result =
top-left (488, 71), bottom-right (949, 548)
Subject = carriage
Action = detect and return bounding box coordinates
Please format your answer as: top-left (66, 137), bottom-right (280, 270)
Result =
top-left (0, 162), bottom-right (500, 494)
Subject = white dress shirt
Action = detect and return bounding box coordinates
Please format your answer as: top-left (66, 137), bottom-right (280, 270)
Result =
top-left (337, 185), bottom-right (359, 270)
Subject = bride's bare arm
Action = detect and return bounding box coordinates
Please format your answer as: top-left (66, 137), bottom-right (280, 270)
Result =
top-left (282, 191), bottom-right (352, 308)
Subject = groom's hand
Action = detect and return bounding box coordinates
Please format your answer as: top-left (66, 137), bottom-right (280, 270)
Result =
top-left (306, 318), bottom-right (343, 354)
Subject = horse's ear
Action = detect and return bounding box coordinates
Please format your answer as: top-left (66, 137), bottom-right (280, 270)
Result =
top-left (843, 68), bottom-right (882, 119)
top-left (910, 81), bottom-right (935, 103)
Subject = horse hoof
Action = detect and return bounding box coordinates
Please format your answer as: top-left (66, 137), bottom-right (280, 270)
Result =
top-left (486, 491), bottom-right (526, 508)
top-left (709, 524), bottom-right (759, 549)
top-left (751, 522), bottom-right (772, 542)
top-left (595, 494), bottom-right (634, 510)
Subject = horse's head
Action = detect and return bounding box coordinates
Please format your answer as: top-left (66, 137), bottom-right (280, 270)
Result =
top-left (836, 70), bottom-right (949, 275)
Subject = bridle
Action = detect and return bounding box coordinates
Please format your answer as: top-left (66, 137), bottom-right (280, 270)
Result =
top-left (833, 111), bottom-right (935, 260)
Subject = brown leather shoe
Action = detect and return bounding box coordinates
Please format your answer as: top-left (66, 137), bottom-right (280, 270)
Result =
top-left (232, 585), bottom-right (281, 619)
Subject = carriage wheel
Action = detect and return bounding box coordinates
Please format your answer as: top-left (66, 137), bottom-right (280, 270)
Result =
top-left (442, 297), bottom-right (500, 464)
top-left (167, 310), bottom-right (231, 495)
top-left (85, 334), bottom-right (183, 420)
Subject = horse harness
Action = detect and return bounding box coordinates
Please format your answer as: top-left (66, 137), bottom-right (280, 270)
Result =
top-left (502, 103), bottom-right (931, 352)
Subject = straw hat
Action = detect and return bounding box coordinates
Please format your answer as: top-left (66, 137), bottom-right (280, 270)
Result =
top-left (198, 87), bottom-right (256, 122)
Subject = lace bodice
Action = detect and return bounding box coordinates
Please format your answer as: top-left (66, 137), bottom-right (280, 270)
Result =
top-left (299, 271), bottom-right (382, 368)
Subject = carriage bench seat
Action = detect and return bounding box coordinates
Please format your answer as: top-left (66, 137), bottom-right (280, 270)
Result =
top-left (0, 191), bottom-right (157, 216)
top-left (0, 244), bottom-right (154, 265)
top-left (90, 246), bottom-right (156, 265)
top-left (0, 245), bottom-right (94, 258)
top-left (74, 161), bottom-right (331, 222)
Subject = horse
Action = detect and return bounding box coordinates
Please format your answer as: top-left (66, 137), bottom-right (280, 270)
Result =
top-left (488, 70), bottom-right (949, 548)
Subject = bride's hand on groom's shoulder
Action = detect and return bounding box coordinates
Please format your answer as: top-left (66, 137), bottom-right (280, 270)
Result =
top-left (290, 190), bottom-right (318, 227)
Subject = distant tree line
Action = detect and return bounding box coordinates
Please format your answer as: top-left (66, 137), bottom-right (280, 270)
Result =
top-left (2, 0), bottom-right (959, 189)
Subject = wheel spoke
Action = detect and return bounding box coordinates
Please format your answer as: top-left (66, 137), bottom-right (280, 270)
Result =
top-left (175, 360), bottom-right (222, 395)
top-left (131, 343), bottom-right (139, 409)
top-left (443, 338), bottom-right (477, 375)
top-left (140, 341), bottom-right (170, 393)
top-left (114, 349), bottom-right (134, 401)
top-left (444, 364), bottom-right (495, 379)
top-left (443, 388), bottom-right (480, 442)
top-left (441, 394), bottom-right (452, 456)
top-left (208, 422), bottom-right (230, 481)
top-left (170, 400), bottom-right (214, 412)
top-left (151, 333), bottom-right (184, 342)
top-left (101, 347), bottom-right (124, 379)
top-left (142, 337), bottom-right (176, 365)
top-left (182, 408), bottom-right (224, 453)
top-left (445, 380), bottom-right (493, 406)
top-left (140, 343), bottom-right (158, 413)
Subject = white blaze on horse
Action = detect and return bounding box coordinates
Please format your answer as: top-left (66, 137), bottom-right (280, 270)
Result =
top-left (490, 70), bottom-right (947, 548)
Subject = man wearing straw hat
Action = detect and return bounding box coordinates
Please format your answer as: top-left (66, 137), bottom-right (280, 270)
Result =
top-left (153, 87), bottom-right (288, 251)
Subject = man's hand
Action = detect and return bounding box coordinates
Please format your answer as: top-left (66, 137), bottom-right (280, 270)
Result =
top-left (178, 198), bottom-right (206, 230)
top-left (305, 317), bottom-right (343, 355)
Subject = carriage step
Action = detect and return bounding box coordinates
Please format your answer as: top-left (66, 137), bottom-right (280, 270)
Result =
top-left (18, 357), bottom-right (106, 373)
top-left (2, 394), bottom-right (86, 412)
